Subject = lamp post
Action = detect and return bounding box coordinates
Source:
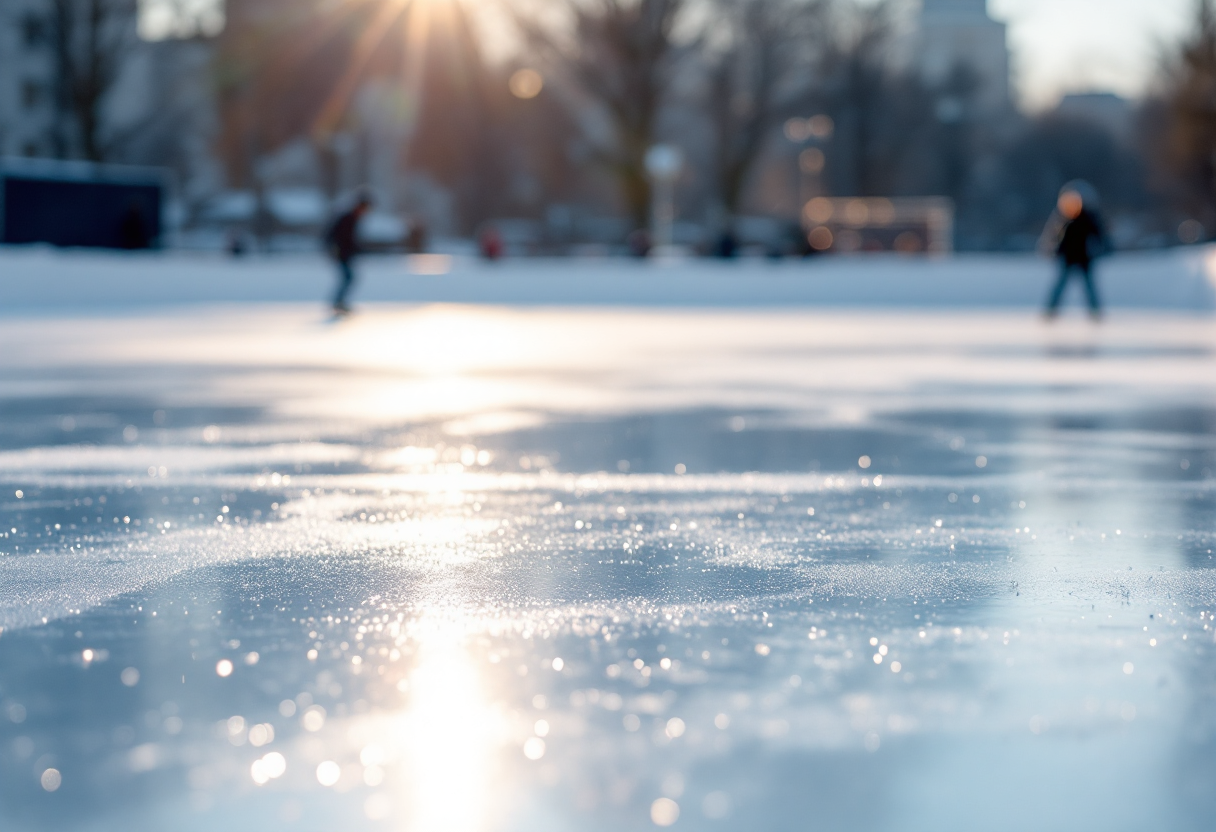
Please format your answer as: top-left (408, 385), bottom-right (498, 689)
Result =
top-left (645, 144), bottom-right (683, 251)
top-left (784, 115), bottom-right (834, 212)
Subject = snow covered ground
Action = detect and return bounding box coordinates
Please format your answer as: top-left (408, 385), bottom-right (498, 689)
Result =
top-left (1, 244), bottom-right (1215, 311)
top-left (0, 257), bottom-right (1215, 831)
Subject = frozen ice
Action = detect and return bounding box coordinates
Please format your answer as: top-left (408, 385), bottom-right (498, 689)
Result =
top-left (0, 298), bottom-right (1214, 831)
top-left (1, 245), bottom-right (1215, 310)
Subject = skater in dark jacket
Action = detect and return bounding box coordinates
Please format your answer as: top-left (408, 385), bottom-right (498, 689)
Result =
top-left (324, 192), bottom-right (372, 315)
top-left (1042, 183), bottom-right (1108, 320)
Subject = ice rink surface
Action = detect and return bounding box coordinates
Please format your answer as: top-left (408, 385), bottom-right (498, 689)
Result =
top-left (1, 245), bottom-right (1214, 310)
top-left (1, 266), bottom-right (1215, 831)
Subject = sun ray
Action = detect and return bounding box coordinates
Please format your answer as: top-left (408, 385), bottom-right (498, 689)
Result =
top-left (255, 0), bottom-right (383, 91)
top-left (311, 0), bottom-right (416, 140)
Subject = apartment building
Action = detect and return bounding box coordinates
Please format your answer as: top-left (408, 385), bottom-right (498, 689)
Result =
top-left (0, 0), bottom-right (59, 157)
top-left (918, 0), bottom-right (1012, 112)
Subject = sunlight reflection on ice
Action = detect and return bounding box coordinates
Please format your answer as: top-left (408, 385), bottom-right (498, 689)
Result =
top-left (1, 308), bottom-right (1216, 831)
top-left (398, 623), bottom-right (495, 832)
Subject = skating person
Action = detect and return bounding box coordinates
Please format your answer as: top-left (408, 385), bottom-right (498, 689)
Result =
top-left (324, 192), bottom-right (372, 316)
top-left (1042, 183), bottom-right (1108, 321)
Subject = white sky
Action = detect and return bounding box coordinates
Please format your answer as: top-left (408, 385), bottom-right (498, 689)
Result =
top-left (989, 0), bottom-right (1194, 110)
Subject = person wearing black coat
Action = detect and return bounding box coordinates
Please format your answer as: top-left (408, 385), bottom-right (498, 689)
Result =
top-left (1042, 185), bottom-right (1108, 320)
top-left (324, 193), bottom-right (372, 315)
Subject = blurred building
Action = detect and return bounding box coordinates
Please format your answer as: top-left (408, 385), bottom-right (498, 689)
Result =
top-left (0, 0), bottom-right (146, 160)
top-left (0, 0), bottom-right (57, 157)
top-left (916, 0), bottom-right (1010, 111)
top-left (0, 0), bottom-right (220, 207)
top-left (1056, 92), bottom-right (1134, 145)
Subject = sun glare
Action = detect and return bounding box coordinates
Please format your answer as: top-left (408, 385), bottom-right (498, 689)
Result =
top-left (398, 627), bottom-right (496, 832)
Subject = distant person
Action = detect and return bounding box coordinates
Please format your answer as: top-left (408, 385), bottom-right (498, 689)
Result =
top-left (713, 227), bottom-right (738, 259)
top-left (627, 228), bottom-right (652, 258)
top-left (1042, 182), bottom-right (1108, 321)
top-left (406, 216), bottom-right (428, 254)
top-left (324, 192), bottom-right (372, 316)
top-left (227, 230), bottom-right (248, 257)
top-left (479, 225), bottom-right (504, 260)
top-left (118, 204), bottom-right (149, 250)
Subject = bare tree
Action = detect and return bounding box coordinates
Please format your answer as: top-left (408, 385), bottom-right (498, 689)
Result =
top-left (703, 0), bottom-right (823, 218)
top-left (512, 0), bottom-right (685, 230)
top-left (810, 1), bottom-right (903, 196)
top-left (48, 0), bottom-right (139, 161)
top-left (1148, 0), bottom-right (1216, 233)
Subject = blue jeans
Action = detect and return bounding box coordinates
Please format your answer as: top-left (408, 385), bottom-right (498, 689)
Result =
top-left (1046, 260), bottom-right (1100, 313)
top-left (333, 259), bottom-right (354, 308)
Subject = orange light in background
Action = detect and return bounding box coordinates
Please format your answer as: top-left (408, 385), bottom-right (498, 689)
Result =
top-left (871, 198), bottom-right (895, 226)
top-left (509, 68), bottom-right (544, 99)
top-left (784, 118), bottom-right (810, 142)
top-left (844, 199), bottom-right (871, 226)
top-left (799, 147), bottom-right (825, 174)
top-left (407, 253), bottom-right (453, 274)
top-left (786, 115), bottom-right (833, 143)
top-left (808, 226), bottom-right (833, 251)
top-left (806, 114), bottom-right (834, 139)
top-left (895, 231), bottom-right (924, 253)
top-left (804, 197), bottom-right (834, 225)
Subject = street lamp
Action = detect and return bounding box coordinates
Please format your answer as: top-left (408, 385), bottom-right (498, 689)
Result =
top-left (645, 144), bottom-right (683, 251)
top-left (784, 115), bottom-right (834, 242)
